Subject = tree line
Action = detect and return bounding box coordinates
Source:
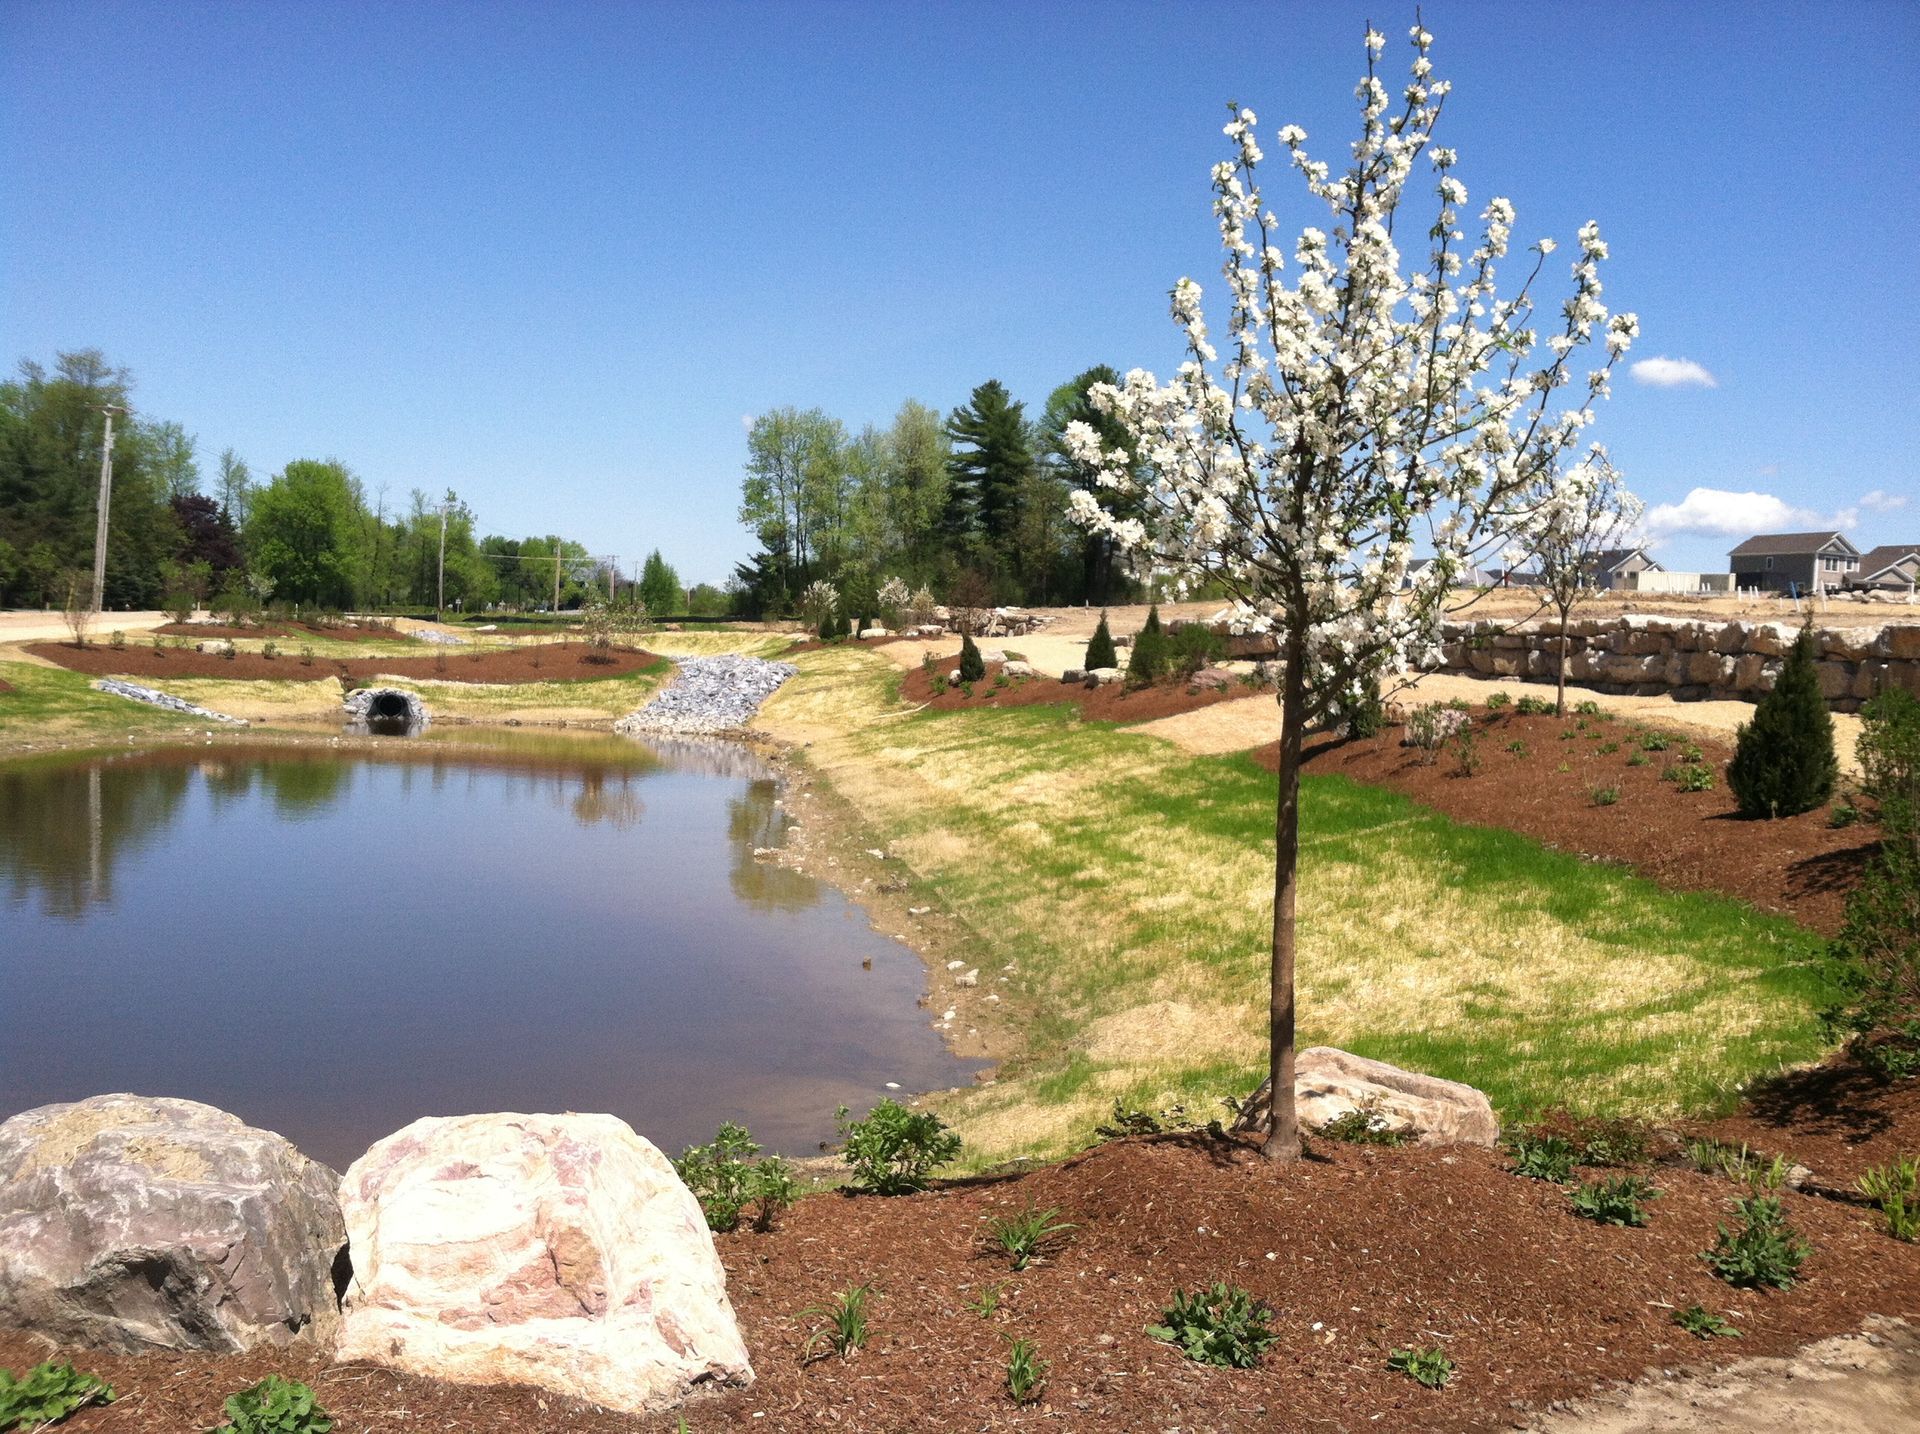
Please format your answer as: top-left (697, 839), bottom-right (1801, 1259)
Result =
top-left (0, 350), bottom-right (702, 616)
top-left (731, 366), bottom-right (1146, 617)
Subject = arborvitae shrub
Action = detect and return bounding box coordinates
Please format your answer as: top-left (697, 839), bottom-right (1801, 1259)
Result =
top-left (1728, 624), bottom-right (1836, 818)
top-left (1085, 611), bottom-right (1117, 670)
top-left (1128, 605), bottom-right (1169, 685)
top-left (959, 632), bottom-right (986, 683)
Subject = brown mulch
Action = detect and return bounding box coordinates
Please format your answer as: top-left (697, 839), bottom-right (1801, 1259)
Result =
top-left (783, 634), bottom-right (904, 656)
top-left (25, 641), bottom-right (664, 686)
top-left (4, 1127), bottom-right (1916, 1433)
top-left (901, 662), bottom-right (1257, 723)
top-left (153, 621), bottom-right (409, 643)
top-left (1688, 1056), bottom-right (1920, 1190)
top-left (0, 678), bottom-right (12, 695)
top-left (1253, 709), bottom-right (1874, 935)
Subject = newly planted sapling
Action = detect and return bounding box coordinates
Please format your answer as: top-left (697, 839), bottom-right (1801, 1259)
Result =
top-left (984, 1203), bottom-right (1076, 1270)
top-left (801, 1284), bottom-right (873, 1361)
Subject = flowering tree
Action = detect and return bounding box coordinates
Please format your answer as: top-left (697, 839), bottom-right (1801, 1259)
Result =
top-left (1526, 448), bottom-right (1640, 715)
top-left (799, 578), bottom-right (840, 631)
top-left (878, 575), bottom-right (913, 628)
top-left (1065, 22), bottom-right (1637, 1159)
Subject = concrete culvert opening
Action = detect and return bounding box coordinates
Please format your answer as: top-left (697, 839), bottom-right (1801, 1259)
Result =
top-left (369, 691), bottom-right (410, 721)
top-left (343, 685), bottom-right (430, 735)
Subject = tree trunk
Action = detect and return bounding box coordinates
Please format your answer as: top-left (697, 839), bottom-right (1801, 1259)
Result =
top-left (1262, 633), bottom-right (1307, 1161)
top-left (1555, 607), bottom-right (1570, 717)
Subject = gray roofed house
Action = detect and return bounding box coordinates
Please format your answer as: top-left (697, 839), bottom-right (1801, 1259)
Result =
top-left (1588, 547), bottom-right (1661, 590)
top-left (1846, 543), bottom-right (1920, 594)
top-left (1728, 532), bottom-right (1861, 594)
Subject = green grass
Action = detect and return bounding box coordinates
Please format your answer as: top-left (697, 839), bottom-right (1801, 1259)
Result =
top-left (0, 658), bottom-right (217, 748)
top-left (760, 652), bottom-right (1835, 1168)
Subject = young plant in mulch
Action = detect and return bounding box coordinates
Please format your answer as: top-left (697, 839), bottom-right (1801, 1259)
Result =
top-left (801, 1284), bottom-right (874, 1361)
top-left (673, 1121), bottom-right (798, 1233)
top-left (0, 1363), bottom-right (115, 1431)
top-left (1505, 1130), bottom-right (1576, 1183)
top-left (965, 1281), bottom-right (1006, 1318)
top-left (1567, 1173), bottom-right (1659, 1227)
top-left (1701, 1194), bottom-right (1810, 1289)
top-left (983, 1202), bottom-right (1076, 1270)
top-left (958, 632), bottom-right (986, 683)
top-left (1146, 1283), bottom-right (1277, 1369)
top-left (1857, 1155), bottom-right (1920, 1242)
top-left (1005, 1337), bottom-right (1049, 1405)
top-left (1728, 623), bottom-right (1837, 818)
top-left (211, 1375), bottom-right (333, 1434)
top-left (1685, 1139), bottom-right (1793, 1191)
top-left (1314, 1096), bottom-right (1409, 1147)
top-left (835, 1099), bottom-right (961, 1194)
top-left (1387, 1346), bottom-right (1455, 1388)
top-left (1672, 1304), bottom-right (1742, 1340)
top-left (1127, 604), bottom-right (1169, 686)
top-left (1084, 611), bottom-right (1117, 670)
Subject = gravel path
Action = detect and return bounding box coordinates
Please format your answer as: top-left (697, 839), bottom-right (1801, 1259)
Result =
top-left (614, 654), bottom-right (796, 735)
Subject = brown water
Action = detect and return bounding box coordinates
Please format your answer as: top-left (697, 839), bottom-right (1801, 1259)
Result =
top-left (0, 733), bottom-right (981, 1171)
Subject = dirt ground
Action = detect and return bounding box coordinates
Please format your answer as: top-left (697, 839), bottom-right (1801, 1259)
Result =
top-left (0, 609), bottom-right (171, 644)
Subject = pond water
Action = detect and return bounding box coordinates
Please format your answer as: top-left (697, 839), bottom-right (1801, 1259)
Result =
top-left (0, 733), bottom-right (981, 1171)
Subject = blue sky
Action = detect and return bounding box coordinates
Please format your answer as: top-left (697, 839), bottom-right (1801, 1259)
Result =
top-left (4, 1), bottom-right (1916, 584)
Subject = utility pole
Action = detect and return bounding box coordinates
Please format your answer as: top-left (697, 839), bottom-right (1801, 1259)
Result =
top-left (436, 494), bottom-right (451, 618)
top-left (552, 550), bottom-right (562, 612)
top-left (90, 405), bottom-right (128, 612)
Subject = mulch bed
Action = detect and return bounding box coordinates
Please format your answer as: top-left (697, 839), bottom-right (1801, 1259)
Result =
top-left (25, 641), bottom-right (663, 686)
top-left (1688, 1056), bottom-right (1920, 1190)
top-left (5, 1123), bottom-right (1916, 1433)
top-left (1254, 709), bottom-right (1874, 935)
top-left (901, 662), bottom-right (1258, 723)
top-left (784, 634), bottom-right (904, 656)
top-left (153, 621), bottom-right (409, 643)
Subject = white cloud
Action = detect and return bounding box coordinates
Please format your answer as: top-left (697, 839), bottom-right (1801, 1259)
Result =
top-left (1641, 487), bottom-right (1844, 542)
top-left (1860, 488), bottom-right (1911, 514)
top-left (1629, 356), bottom-right (1718, 388)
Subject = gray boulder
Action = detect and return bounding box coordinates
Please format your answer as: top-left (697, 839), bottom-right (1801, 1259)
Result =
top-left (0, 1094), bottom-right (347, 1353)
top-left (1085, 666), bottom-right (1123, 686)
top-left (1231, 1048), bottom-right (1498, 1147)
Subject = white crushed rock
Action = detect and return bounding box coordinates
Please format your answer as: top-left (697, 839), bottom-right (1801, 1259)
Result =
top-left (614, 655), bottom-right (796, 736)
top-left (92, 679), bottom-right (248, 725)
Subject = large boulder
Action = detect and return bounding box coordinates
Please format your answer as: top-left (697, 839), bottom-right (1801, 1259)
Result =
top-left (0, 1094), bottom-right (346, 1353)
top-left (1232, 1048), bottom-right (1499, 1147)
top-left (336, 1112), bottom-right (751, 1416)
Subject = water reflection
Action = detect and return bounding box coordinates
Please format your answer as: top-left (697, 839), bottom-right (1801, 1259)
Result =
top-left (0, 737), bottom-right (981, 1165)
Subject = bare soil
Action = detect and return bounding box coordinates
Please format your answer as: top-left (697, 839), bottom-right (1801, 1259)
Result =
top-left (1254, 709), bottom-right (1873, 935)
top-left (25, 641), bottom-right (664, 686)
top-left (153, 620), bottom-right (409, 643)
top-left (900, 662), bottom-right (1257, 723)
top-left (4, 1112), bottom-right (1916, 1433)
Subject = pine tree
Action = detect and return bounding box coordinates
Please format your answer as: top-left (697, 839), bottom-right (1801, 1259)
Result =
top-left (1084, 610), bottom-right (1117, 670)
top-left (945, 380), bottom-right (1035, 554)
top-left (1728, 624), bottom-right (1837, 818)
top-left (958, 632), bottom-right (986, 683)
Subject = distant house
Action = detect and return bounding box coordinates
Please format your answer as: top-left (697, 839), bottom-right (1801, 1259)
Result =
top-left (1399, 557), bottom-right (1500, 589)
top-left (1728, 532), bottom-right (1861, 594)
top-left (1846, 543), bottom-right (1920, 595)
top-left (1588, 547), bottom-right (1661, 590)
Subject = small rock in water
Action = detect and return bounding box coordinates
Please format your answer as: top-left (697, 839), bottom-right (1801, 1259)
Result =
top-left (884, 1082), bottom-right (901, 1090)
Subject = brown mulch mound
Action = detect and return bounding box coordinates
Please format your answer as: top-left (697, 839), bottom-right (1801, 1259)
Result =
top-left (153, 621), bottom-right (409, 643)
top-left (1254, 709), bottom-right (1873, 935)
top-left (1689, 1057), bottom-right (1920, 1190)
top-left (901, 662), bottom-right (1257, 722)
top-left (784, 634), bottom-right (903, 656)
top-left (26, 641), bottom-right (664, 686)
top-left (4, 1130), bottom-right (1915, 1433)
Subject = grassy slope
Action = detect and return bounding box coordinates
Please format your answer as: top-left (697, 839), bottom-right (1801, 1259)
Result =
top-left (758, 647), bottom-right (1834, 1170)
top-left (0, 657), bottom-right (220, 748)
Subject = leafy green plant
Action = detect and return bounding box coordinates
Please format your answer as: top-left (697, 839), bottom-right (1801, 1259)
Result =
top-left (1857, 1155), bottom-right (1920, 1241)
top-left (1127, 604), bottom-right (1169, 685)
top-left (1484, 690), bottom-right (1511, 711)
top-left (1450, 726), bottom-right (1482, 777)
top-left (1729, 624), bottom-right (1837, 818)
top-left (1146, 1283), bottom-right (1277, 1368)
top-left (1672, 1304), bottom-right (1741, 1339)
top-left (299, 644), bottom-right (315, 666)
top-left (1640, 731), bottom-right (1671, 752)
top-left (211, 1375), bottom-right (333, 1434)
top-left (1169, 621), bottom-right (1226, 680)
top-left (261, 639), bottom-right (279, 660)
top-left (1315, 1096), bottom-right (1409, 1146)
top-left (964, 1282), bottom-right (1005, 1318)
top-left (984, 1203), bottom-right (1076, 1270)
top-left (1387, 1346), bottom-right (1455, 1388)
top-left (1702, 1194), bottom-right (1810, 1288)
top-left (108, 629), bottom-right (126, 650)
top-left (1568, 1174), bottom-right (1659, 1227)
top-left (1506, 1130), bottom-right (1576, 1183)
top-left (1626, 749), bottom-right (1649, 767)
top-left (1574, 699), bottom-right (1602, 716)
top-left (931, 673), bottom-right (948, 695)
top-left (1506, 739), bottom-right (1529, 756)
top-left (1516, 694), bottom-right (1555, 715)
top-left (1670, 762), bottom-right (1716, 792)
top-left (835, 1099), bottom-right (961, 1194)
top-left (0, 1362), bottom-right (115, 1430)
top-left (801, 1284), bottom-right (873, 1361)
top-left (1590, 783), bottom-right (1621, 807)
top-left (673, 1121), bottom-right (798, 1232)
top-left (1686, 1138), bottom-right (1793, 1191)
top-left (1598, 740), bottom-right (1619, 754)
top-left (1829, 795), bottom-right (1861, 828)
top-left (1094, 1099), bottom-right (1210, 1140)
top-left (1005, 1337), bottom-right (1048, 1404)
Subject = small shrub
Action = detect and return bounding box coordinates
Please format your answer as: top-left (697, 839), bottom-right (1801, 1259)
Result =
top-left (1169, 621), bottom-right (1226, 679)
top-left (1640, 731), bottom-right (1671, 752)
top-left (1127, 605), bottom-right (1170, 685)
top-left (1404, 702), bottom-right (1469, 760)
top-left (959, 681), bottom-right (974, 699)
top-left (1672, 1304), bottom-right (1741, 1340)
top-left (298, 644), bottom-right (315, 666)
top-left (1332, 676), bottom-right (1385, 738)
top-left (1558, 727), bottom-right (1576, 741)
top-left (1084, 611), bottom-right (1117, 670)
top-left (801, 1284), bottom-right (872, 1361)
top-left (1568, 1174), bottom-right (1659, 1227)
top-left (1590, 783), bottom-right (1621, 807)
top-left (992, 673), bottom-right (1008, 690)
top-left (1094, 1099), bottom-right (1210, 1140)
top-left (0, 1362), bottom-right (115, 1429)
top-left (107, 629), bottom-right (125, 650)
top-left (1450, 726), bottom-right (1482, 777)
top-left (1729, 623), bottom-right (1837, 818)
top-left (1315, 1096), bottom-right (1409, 1146)
top-left (1857, 1155), bottom-right (1920, 1241)
top-left (836, 1099), bottom-right (961, 1194)
top-left (984, 1203), bottom-right (1076, 1270)
top-left (163, 589), bottom-right (195, 624)
top-left (1005, 1337), bottom-right (1048, 1404)
top-left (1598, 740), bottom-right (1619, 754)
top-left (1515, 694), bottom-right (1555, 715)
top-left (1701, 1194), bottom-right (1810, 1288)
top-left (930, 673), bottom-right (949, 695)
top-left (1506, 739), bottom-right (1529, 756)
top-left (1386, 1346), bottom-right (1455, 1388)
top-left (1484, 690), bottom-right (1511, 711)
top-left (221, 639), bottom-right (239, 660)
top-left (958, 633), bottom-right (986, 683)
top-left (211, 1375), bottom-right (332, 1434)
top-left (261, 640), bottom-right (279, 660)
top-left (1146, 1283), bottom-right (1277, 1368)
top-left (673, 1122), bottom-right (798, 1233)
top-left (1829, 795), bottom-right (1862, 828)
top-left (1506, 1130), bottom-right (1576, 1183)
top-left (1626, 749), bottom-right (1649, 766)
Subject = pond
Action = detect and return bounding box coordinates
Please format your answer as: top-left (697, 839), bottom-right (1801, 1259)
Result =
top-left (0, 733), bottom-right (982, 1171)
